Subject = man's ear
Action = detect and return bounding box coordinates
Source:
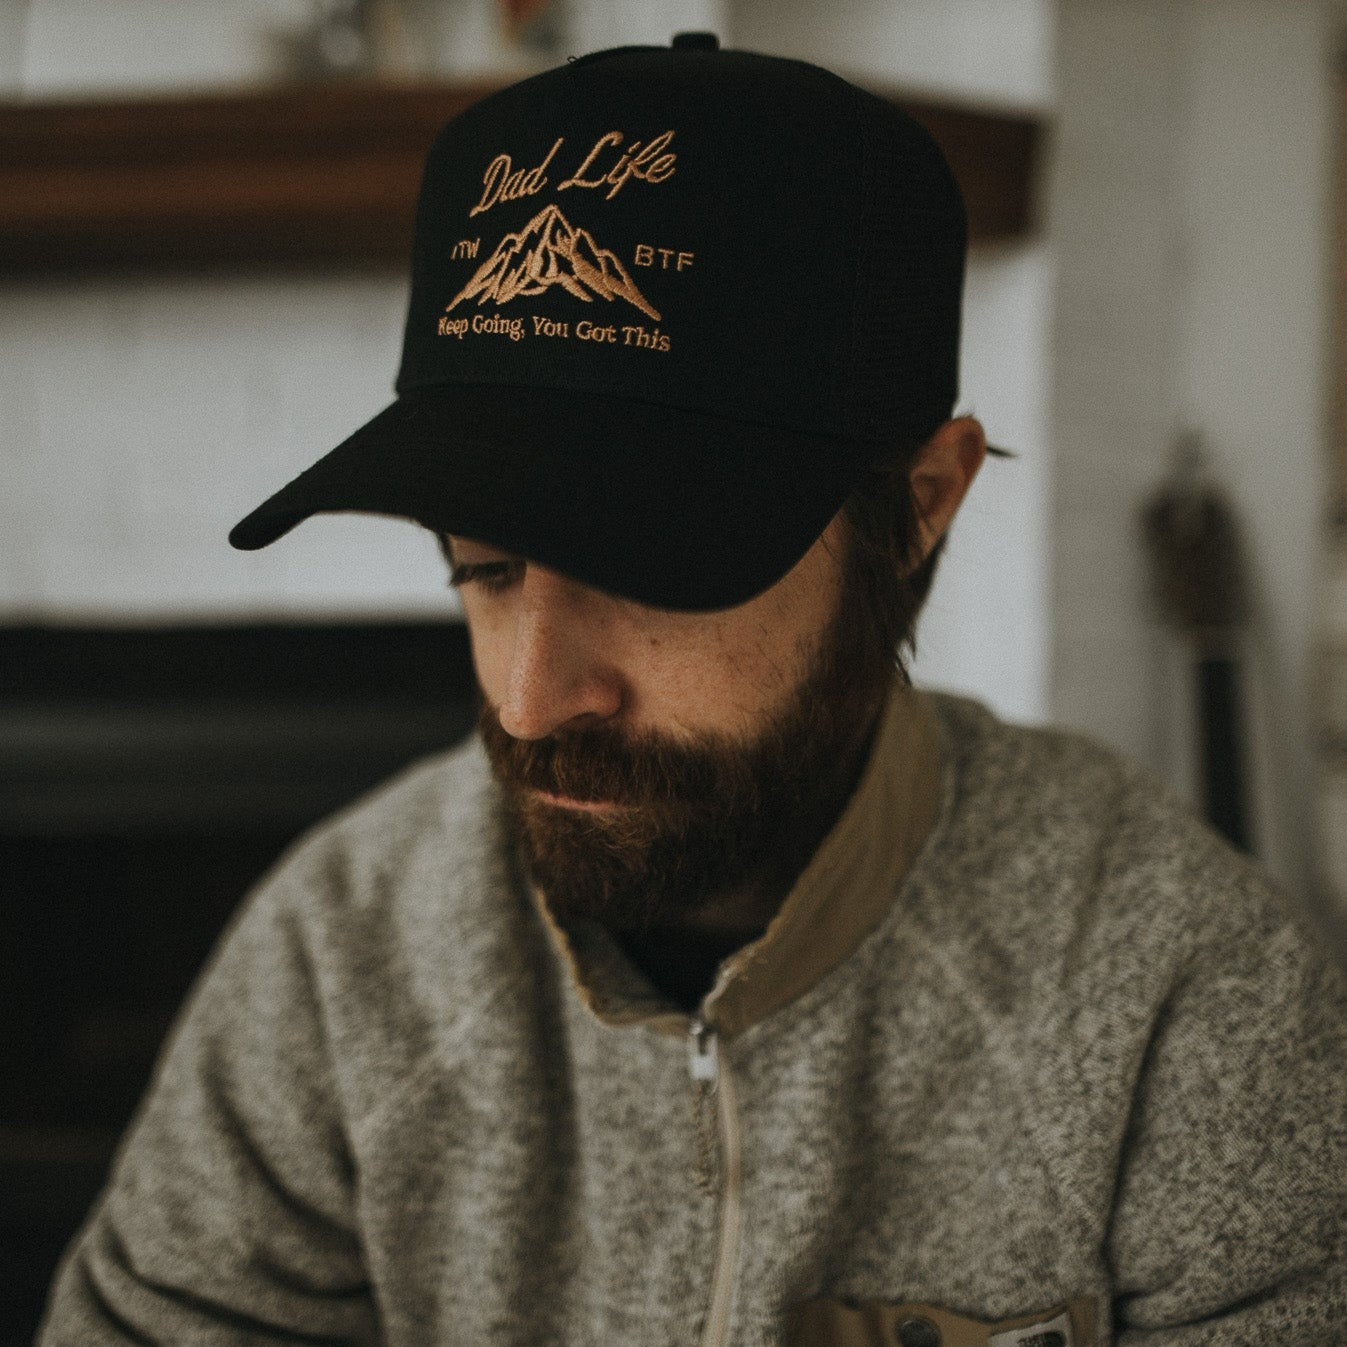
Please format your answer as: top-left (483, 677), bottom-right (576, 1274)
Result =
top-left (908, 417), bottom-right (987, 564)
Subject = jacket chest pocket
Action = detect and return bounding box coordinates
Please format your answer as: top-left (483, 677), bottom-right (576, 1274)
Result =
top-left (785, 1296), bottom-right (1096, 1347)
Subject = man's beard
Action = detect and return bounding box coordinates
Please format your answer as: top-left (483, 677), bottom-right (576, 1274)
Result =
top-left (477, 553), bottom-right (895, 933)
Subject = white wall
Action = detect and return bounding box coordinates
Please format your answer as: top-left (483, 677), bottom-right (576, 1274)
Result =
top-left (730, 0), bottom-right (1052, 112)
top-left (1050, 0), bottom-right (1336, 902)
top-left (19, 0), bottom-right (312, 95)
top-left (569, 0), bottom-right (726, 51)
top-left (1049, 0), bottom-right (1189, 763)
top-left (1180, 3), bottom-right (1331, 904)
top-left (4, 0), bottom-right (519, 623)
top-left (0, 4), bottom-right (30, 89)
top-left (0, 269), bottom-right (433, 621)
top-left (732, 0), bottom-right (1057, 725)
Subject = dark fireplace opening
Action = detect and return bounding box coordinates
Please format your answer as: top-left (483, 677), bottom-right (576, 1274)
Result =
top-left (1, 620), bottom-right (478, 1344)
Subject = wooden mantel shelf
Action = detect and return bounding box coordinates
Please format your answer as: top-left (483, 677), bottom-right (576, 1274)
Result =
top-left (0, 79), bottom-right (1042, 274)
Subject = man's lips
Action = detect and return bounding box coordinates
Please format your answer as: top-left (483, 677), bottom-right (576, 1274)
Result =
top-left (530, 787), bottom-right (624, 812)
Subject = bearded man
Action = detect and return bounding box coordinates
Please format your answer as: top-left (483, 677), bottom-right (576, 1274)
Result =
top-left (40, 33), bottom-right (1347, 1347)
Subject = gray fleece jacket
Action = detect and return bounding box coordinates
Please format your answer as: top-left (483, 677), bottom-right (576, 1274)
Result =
top-left (38, 687), bottom-right (1347, 1346)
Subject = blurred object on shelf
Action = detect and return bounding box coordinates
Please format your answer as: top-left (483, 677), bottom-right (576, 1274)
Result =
top-left (500, 0), bottom-right (549, 23)
top-left (498, 0), bottom-right (561, 51)
top-left (270, 0), bottom-right (422, 81)
top-left (268, 0), bottom-right (562, 82)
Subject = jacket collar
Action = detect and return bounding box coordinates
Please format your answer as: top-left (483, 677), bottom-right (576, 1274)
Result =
top-left (529, 674), bottom-right (947, 1038)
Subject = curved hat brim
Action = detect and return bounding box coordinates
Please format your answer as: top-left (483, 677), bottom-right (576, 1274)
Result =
top-left (228, 383), bottom-right (872, 612)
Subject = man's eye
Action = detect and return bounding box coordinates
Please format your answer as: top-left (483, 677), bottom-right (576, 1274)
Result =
top-left (449, 559), bottom-right (524, 593)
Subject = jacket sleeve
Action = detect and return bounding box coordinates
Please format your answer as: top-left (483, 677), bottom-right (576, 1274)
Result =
top-left (1107, 879), bottom-right (1347, 1345)
top-left (36, 858), bottom-right (381, 1345)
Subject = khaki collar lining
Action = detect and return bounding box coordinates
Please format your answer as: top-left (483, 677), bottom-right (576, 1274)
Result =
top-left (529, 675), bottom-right (947, 1039)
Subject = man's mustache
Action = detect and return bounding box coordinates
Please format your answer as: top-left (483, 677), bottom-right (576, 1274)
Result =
top-left (477, 702), bottom-right (749, 808)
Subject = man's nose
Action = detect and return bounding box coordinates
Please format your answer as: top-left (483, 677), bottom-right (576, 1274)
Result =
top-left (496, 567), bottom-right (625, 741)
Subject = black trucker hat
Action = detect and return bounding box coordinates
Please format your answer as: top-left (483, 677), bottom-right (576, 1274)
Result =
top-left (229, 33), bottom-right (968, 611)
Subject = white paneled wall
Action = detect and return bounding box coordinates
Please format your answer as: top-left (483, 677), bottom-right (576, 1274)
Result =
top-left (1178, 3), bottom-right (1331, 903)
top-left (4, 0), bottom-right (521, 622)
top-left (568, 0), bottom-right (727, 52)
top-left (731, 0), bottom-right (1051, 111)
top-left (1050, 0), bottom-right (1336, 902)
top-left (1049, 0), bottom-right (1189, 761)
top-left (0, 269), bottom-right (433, 620)
top-left (20, 0), bottom-right (309, 94)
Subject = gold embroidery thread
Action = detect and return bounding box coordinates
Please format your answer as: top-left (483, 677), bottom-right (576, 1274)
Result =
top-left (446, 203), bottom-right (661, 322)
top-left (557, 129), bottom-right (677, 200)
top-left (469, 137), bottom-right (564, 218)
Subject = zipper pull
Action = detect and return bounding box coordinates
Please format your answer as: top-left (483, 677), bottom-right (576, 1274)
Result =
top-left (688, 1015), bottom-right (719, 1085)
top-left (688, 1016), bottom-right (721, 1196)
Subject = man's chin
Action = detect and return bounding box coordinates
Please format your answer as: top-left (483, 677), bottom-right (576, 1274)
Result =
top-left (506, 787), bottom-right (737, 929)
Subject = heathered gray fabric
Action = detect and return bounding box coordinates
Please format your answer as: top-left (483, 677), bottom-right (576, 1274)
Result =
top-left (38, 693), bottom-right (1347, 1345)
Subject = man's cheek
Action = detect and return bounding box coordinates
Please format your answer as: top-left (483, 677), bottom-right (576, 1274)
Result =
top-left (464, 623), bottom-right (511, 709)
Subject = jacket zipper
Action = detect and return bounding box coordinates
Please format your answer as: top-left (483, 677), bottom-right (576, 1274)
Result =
top-left (688, 1016), bottom-right (743, 1347)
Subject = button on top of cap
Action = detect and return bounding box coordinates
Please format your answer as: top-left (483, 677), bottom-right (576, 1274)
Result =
top-left (671, 31), bottom-right (719, 50)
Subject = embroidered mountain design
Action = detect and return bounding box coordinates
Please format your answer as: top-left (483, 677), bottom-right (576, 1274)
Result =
top-left (446, 203), bottom-right (661, 321)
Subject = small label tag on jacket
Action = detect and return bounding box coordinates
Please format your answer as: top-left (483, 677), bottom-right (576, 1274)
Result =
top-left (988, 1310), bottom-right (1073, 1347)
